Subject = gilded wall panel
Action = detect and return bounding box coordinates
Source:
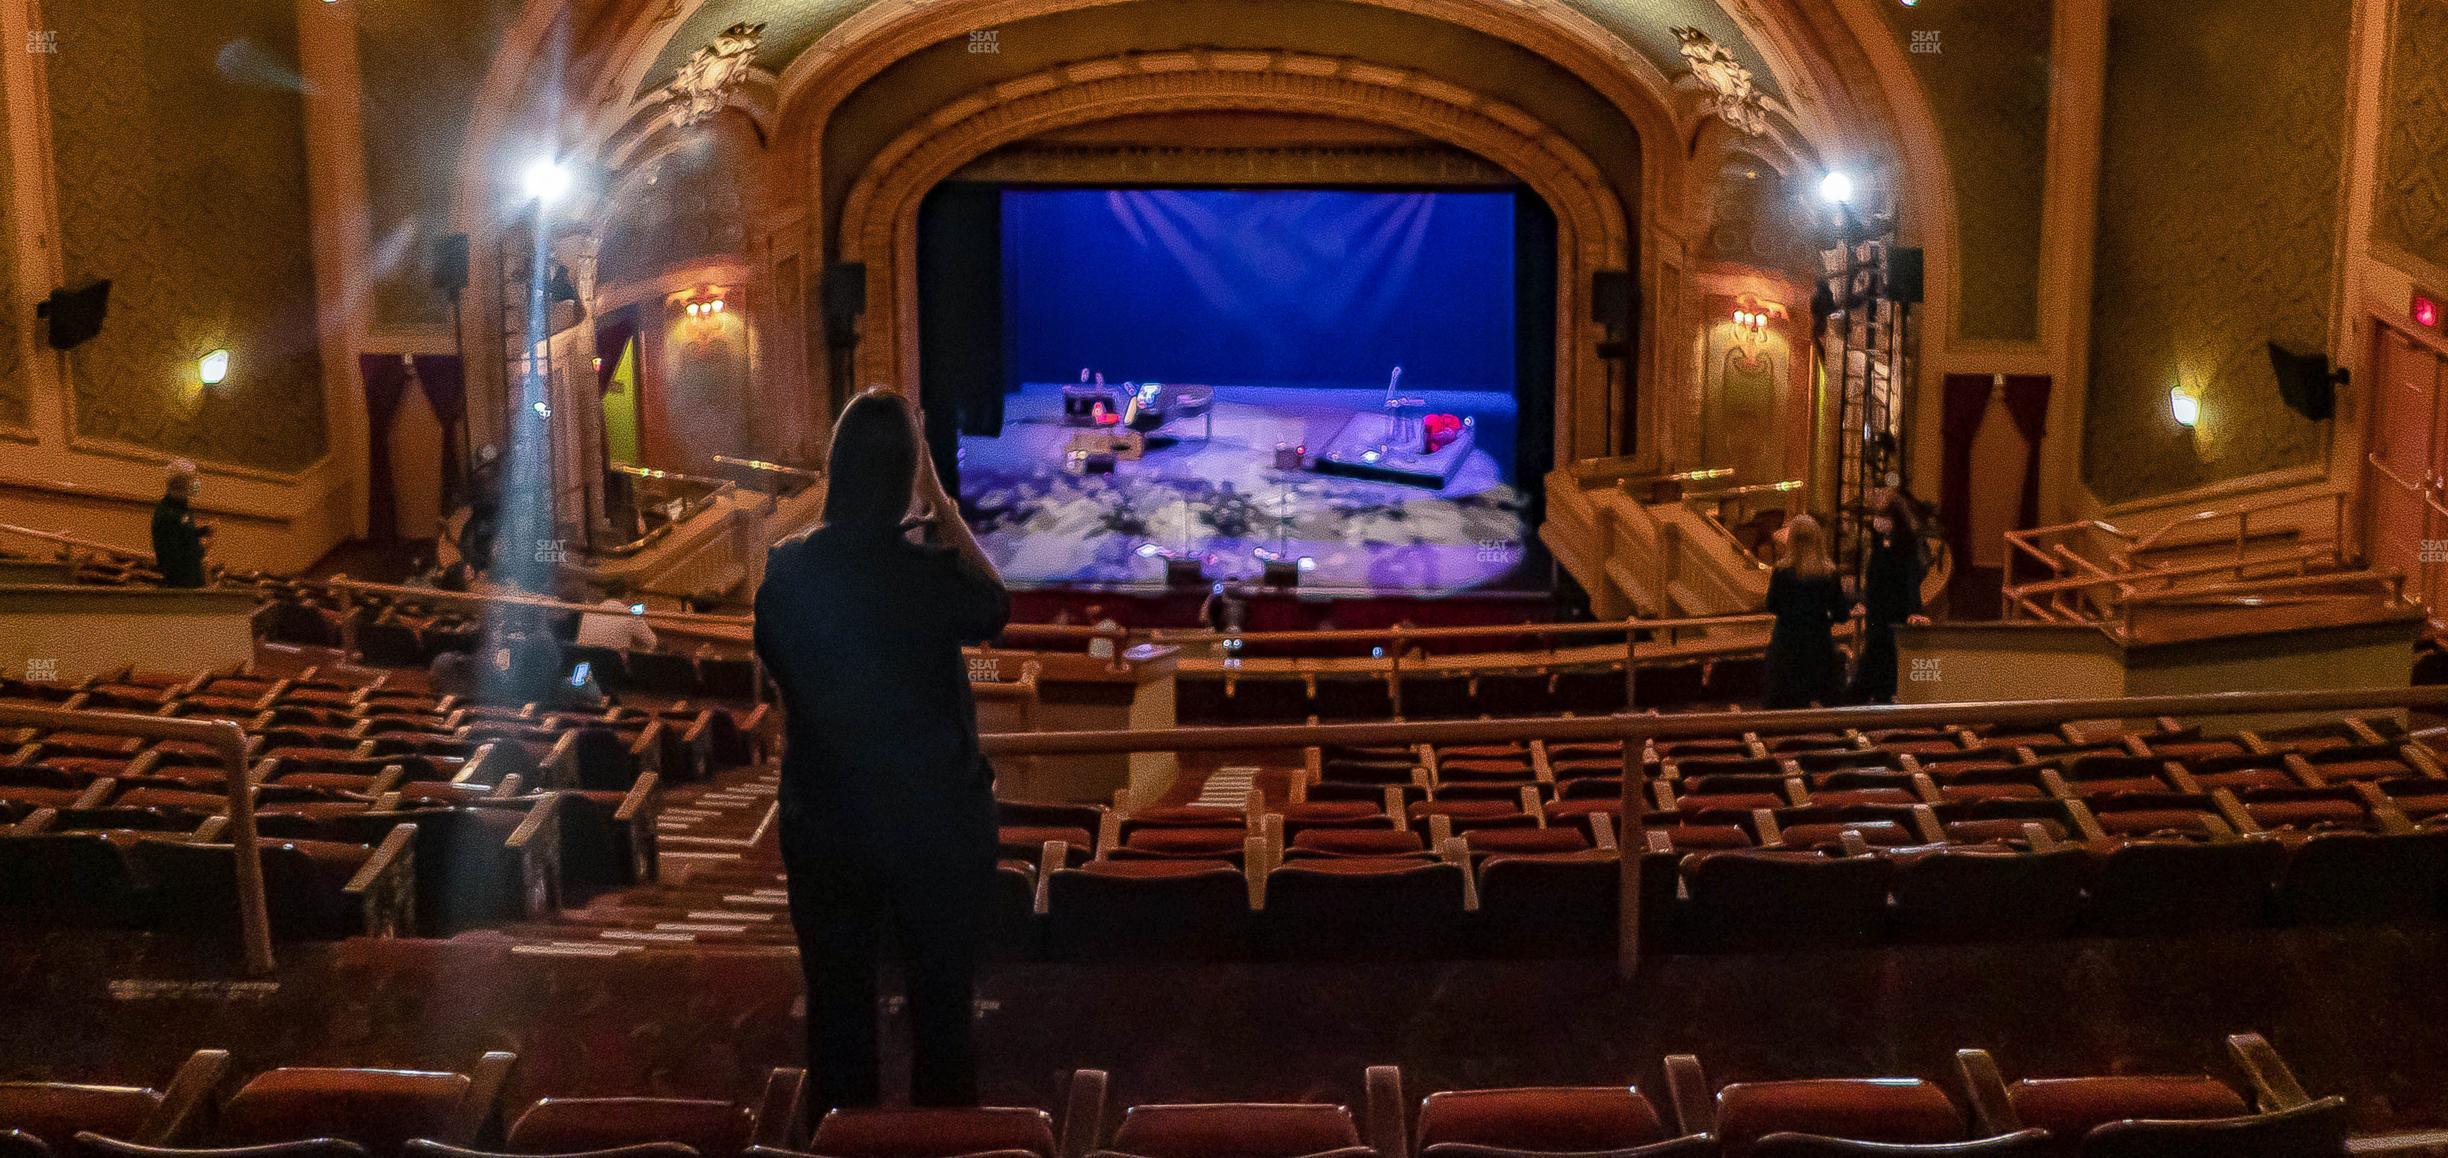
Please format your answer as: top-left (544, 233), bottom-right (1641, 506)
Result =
top-left (44, 0), bottom-right (328, 472)
top-left (2080, 0), bottom-right (2347, 505)
top-left (2379, 0), bottom-right (2448, 271)
top-left (1879, 0), bottom-right (2050, 343)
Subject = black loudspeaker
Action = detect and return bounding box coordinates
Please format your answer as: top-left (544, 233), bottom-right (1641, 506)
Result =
top-left (823, 262), bottom-right (867, 352)
top-left (1164, 558), bottom-right (1206, 588)
top-left (1886, 247), bottom-right (1925, 304)
top-left (1591, 268), bottom-right (1634, 328)
top-left (1262, 560), bottom-right (1300, 589)
top-left (432, 234), bottom-right (470, 295)
top-left (2269, 342), bottom-right (2343, 422)
top-left (36, 280), bottom-right (110, 350)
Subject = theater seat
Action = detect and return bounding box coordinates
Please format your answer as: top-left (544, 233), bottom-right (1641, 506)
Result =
top-left (1262, 858), bottom-right (1471, 959)
top-left (2081, 839), bottom-right (2284, 936)
top-left (1288, 829), bottom-right (1425, 858)
top-left (2071, 1097), bottom-right (2348, 1158)
top-left (1043, 860), bottom-right (1251, 962)
top-left (1682, 851), bottom-right (1893, 952)
top-left (2269, 830), bottom-right (2448, 924)
top-left (1712, 1079), bottom-right (1971, 1157)
top-left (2003, 1075), bottom-right (2246, 1148)
top-left (208, 1057), bottom-right (512, 1158)
top-left (1474, 853), bottom-right (1619, 958)
top-left (77, 1138), bottom-right (372, 1158)
top-left (1100, 1103), bottom-right (1367, 1158)
top-left (810, 1107), bottom-right (1060, 1158)
top-left (1889, 848), bottom-right (2089, 943)
top-left (505, 1098), bottom-right (755, 1158)
top-left (0, 1051), bottom-right (224, 1153)
top-left (1415, 1087), bottom-right (1698, 1157)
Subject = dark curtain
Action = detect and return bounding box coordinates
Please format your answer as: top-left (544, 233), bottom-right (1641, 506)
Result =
top-left (1514, 192), bottom-right (1559, 527)
top-left (2001, 376), bottom-right (2053, 533)
top-left (918, 182), bottom-right (1007, 495)
top-left (357, 355), bottom-right (412, 544)
top-left (1937, 374), bottom-right (1992, 567)
top-left (596, 310), bottom-right (638, 395)
top-left (410, 354), bottom-right (467, 511)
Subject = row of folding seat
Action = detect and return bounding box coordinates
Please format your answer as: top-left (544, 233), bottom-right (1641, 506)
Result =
top-left (252, 587), bottom-right (762, 703)
top-left (1177, 659), bottom-right (1765, 726)
top-left (0, 1034), bottom-right (2345, 1158)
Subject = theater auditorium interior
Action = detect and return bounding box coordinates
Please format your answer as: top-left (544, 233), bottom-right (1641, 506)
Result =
top-left (4, 0), bottom-right (2448, 1154)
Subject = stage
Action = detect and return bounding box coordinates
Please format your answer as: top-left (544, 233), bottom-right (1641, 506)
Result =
top-left (958, 382), bottom-right (1535, 595)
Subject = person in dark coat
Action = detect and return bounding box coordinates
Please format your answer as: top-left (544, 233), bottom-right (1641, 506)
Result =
top-left (1762, 513), bottom-right (1851, 710)
top-left (1847, 488), bottom-right (1929, 704)
top-left (150, 459), bottom-right (212, 588)
top-left (754, 389), bottom-right (1010, 1113)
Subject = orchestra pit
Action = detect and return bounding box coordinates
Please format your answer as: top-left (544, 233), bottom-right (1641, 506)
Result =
top-left (5, 0), bottom-right (2448, 1155)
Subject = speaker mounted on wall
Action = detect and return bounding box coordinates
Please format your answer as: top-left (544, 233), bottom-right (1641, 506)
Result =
top-left (2268, 341), bottom-right (2345, 422)
top-left (823, 262), bottom-right (868, 353)
top-left (36, 280), bottom-right (111, 351)
top-left (432, 235), bottom-right (471, 297)
top-left (1885, 247), bottom-right (1925, 304)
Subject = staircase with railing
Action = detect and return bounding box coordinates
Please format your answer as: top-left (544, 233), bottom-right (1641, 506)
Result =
top-left (1999, 489), bottom-right (2390, 634)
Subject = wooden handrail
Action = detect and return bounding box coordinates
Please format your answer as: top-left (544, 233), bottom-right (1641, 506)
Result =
top-left (2366, 452), bottom-right (2448, 520)
top-left (979, 684), bottom-right (2448, 981)
top-left (711, 455), bottom-right (824, 481)
top-left (0, 521), bottom-right (153, 563)
top-left (0, 705), bottom-right (269, 974)
top-left (316, 577), bottom-right (754, 628)
top-left (2125, 488), bottom-right (2348, 556)
top-left (1005, 611), bottom-right (1777, 649)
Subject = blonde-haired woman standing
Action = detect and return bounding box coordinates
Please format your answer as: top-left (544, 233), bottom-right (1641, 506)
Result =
top-left (1763, 514), bottom-right (1851, 709)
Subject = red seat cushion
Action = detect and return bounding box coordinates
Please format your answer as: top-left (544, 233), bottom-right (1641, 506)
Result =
top-left (1779, 821), bottom-right (1915, 848)
top-left (219, 1068), bottom-right (472, 1156)
top-left (0, 1082), bottom-right (162, 1147)
top-left (1415, 1088), bottom-right (1668, 1151)
top-left (1291, 829), bottom-right (1425, 857)
top-left (2006, 1076), bottom-right (2248, 1144)
top-left (112, 787), bottom-right (225, 811)
top-left (1410, 800), bottom-right (1525, 821)
top-left (1464, 828), bottom-right (1590, 855)
top-left (1078, 859), bottom-right (1238, 879)
top-left (814, 1107), bottom-right (1059, 1158)
top-left (510, 1097), bottom-right (755, 1158)
top-left (1280, 802), bottom-right (1384, 825)
top-left (1125, 828), bottom-right (1248, 856)
top-left (1810, 788), bottom-right (1917, 806)
top-left (1715, 1079), bottom-right (1963, 1158)
top-left (1109, 1104), bottom-right (1360, 1158)
top-left (1132, 806), bottom-right (1243, 826)
top-left (2246, 799), bottom-right (2368, 830)
top-left (2091, 808), bottom-right (2213, 837)
top-left (1000, 825), bottom-right (1094, 854)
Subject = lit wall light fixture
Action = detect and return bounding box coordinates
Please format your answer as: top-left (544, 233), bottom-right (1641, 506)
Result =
top-left (522, 158), bottom-right (572, 205)
top-left (199, 349), bottom-right (231, 387)
top-left (2415, 292), bottom-right (2441, 331)
top-left (1819, 171), bottom-right (1856, 205)
top-left (2169, 385), bottom-right (2200, 429)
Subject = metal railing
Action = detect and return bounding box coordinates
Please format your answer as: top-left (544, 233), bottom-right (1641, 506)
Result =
top-left (2004, 490), bottom-right (2355, 623)
top-left (979, 684), bottom-right (2448, 979)
top-left (0, 521), bottom-right (155, 565)
top-left (0, 704), bottom-right (269, 973)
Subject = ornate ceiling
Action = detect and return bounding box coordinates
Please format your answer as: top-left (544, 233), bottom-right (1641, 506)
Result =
top-left (627, 0), bottom-right (1788, 105)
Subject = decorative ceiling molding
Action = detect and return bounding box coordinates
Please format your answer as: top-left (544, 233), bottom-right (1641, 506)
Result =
top-left (1674, 25), bottom-right (1769, 137)
top-left (666, 20), bottom-right (766, 127)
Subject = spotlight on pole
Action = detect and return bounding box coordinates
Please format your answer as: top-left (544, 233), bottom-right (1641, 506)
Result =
top-left (522, 157), bottom-right (572, 206)
top-left (1819, 171), bottom-right (1857, 206)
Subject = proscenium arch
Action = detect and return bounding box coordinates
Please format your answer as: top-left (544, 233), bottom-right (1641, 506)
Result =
top-left (835, 51), bottom-right (1633, 463)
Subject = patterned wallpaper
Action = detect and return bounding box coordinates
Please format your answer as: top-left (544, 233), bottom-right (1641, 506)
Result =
top-left (359, 0), bottom-right (524, 329)
top-left (2080, 0), bottom-right (2348, 505)
top-left (45, 0), bottom-right (329, 472)
top-left (1878, 0), bottom-right (2050, 343)
top-left (0, 67), bottom-right (22, 431)
top-left (2379, 0), bottom-right (2448, 272)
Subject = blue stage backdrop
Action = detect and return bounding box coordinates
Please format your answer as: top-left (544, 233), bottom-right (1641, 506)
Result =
top-left (1002, 188), bottom-right (1518, 392)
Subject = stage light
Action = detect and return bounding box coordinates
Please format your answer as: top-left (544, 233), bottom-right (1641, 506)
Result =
top-left (532, 400), bottom-right (553, 418)
top-left (1819, 171), bottom-right (1857, 205)
top-left (2416, 293), bottom-right (2440, 330)
top-left (2169, 385), bottom-right (2200, 429)
top-left (198, 349), bottom-right (230, 387)
top-left (522, 157), bottom-right (572, 205)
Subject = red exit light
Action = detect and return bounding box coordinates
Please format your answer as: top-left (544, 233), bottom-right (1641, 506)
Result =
top-left (2416, 292), bottom-right (2441, 330)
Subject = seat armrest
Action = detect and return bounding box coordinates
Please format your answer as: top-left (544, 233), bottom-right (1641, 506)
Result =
top-left (346, 823), bottom-right (420, 937)
top-left (755, 1067), bottom-right (809, 1149)
top-left (1364, 1065), bottom-right (1406, 1158)
top-left (1061, 1069), bottom-right (1110, 1158)
top-left (2226, 1032), bottom-right (2312, 1110)
top-left (1954, 1049), bottom-right (2017, 1135)
top-left (1662, 1054), bottom-right (1711, 1138)
top-left (146, 1049), bottom-right (232, 1144)
top-left (453, 1050), bottom-right (519, 1145)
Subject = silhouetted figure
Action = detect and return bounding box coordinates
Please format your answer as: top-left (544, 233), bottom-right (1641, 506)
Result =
top-left (1763, 514), bottom-right (1851, 710)
top-left (755, 390), bottom-right (1009, 1112)
top-left (1847, 489), bottom-right (1927, 704)
top-left (150, 459), bottom-right (211, 588)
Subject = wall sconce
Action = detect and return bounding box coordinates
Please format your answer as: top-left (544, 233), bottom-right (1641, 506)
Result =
top-left (1730, 297), bottom-right (1783, 338)
top-left (2169, 384), bottom-right (2201, 429)
top-left (198, 349), bottom-right (231, 387)
top-left (680, 288), bottom-right (729, 319)
top-left (2416, 292), bottom-right (2441, 331)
